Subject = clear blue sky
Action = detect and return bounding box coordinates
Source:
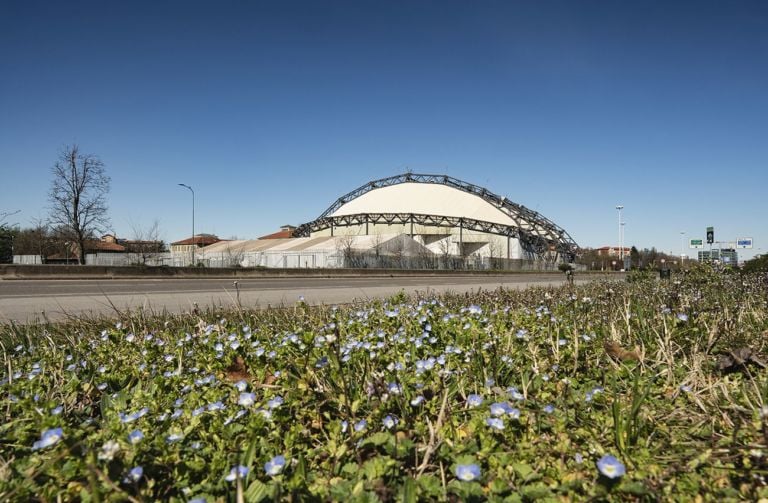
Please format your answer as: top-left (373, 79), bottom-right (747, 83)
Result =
top-left (1, 0), bottom-right (766, 259)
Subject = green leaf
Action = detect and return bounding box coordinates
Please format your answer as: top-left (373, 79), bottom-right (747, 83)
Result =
top-left (401, 477), bottom-right (417, 503)
top-left (245, 479), bottom-right (269, 503)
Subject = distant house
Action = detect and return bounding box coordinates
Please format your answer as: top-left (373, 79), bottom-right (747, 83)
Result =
top-left (170, 234), bottom-right (221, 254)
top-left (596, 246), bottom-right (632, 257)
top-left (46, 234), bottom-right (126, 263)
top-left (258, 225), bottom-right (297, 240)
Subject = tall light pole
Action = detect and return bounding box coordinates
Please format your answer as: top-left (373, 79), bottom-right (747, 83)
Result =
top-left (680, 231), bottom-right (686, 264)
top-left (178, 183), bottom-right (195, 266)
top-left (615, 205), bottom-right (624, 264)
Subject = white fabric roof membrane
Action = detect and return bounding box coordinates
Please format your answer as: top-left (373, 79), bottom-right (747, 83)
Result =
top-left (329, 182), bottom-right (514, 227)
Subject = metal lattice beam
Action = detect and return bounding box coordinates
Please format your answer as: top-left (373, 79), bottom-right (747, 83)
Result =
top-left (294, 173), bottom-right (579, 261)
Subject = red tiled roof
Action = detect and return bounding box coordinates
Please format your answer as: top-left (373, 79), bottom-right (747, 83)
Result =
top-left (171, 235), bottom-right (221, 246)
top-left (258, 229), bottom-right (295, 239)
top-left (86, 241), bottom-right (126, 252)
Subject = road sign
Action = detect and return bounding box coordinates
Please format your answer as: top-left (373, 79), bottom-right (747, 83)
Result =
top-left (706, 227), bottom-right (714, 244)
top-left (737, 237), bottom-right (753, 249)
top-left (689, 239), bottom-right (704, 249)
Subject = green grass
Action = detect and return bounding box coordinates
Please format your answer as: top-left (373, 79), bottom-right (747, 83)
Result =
top-left (2, 265), bottom-right (768, 501)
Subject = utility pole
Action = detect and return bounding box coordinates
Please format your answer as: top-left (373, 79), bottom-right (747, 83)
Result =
top-left (178, 184), bottom-right (195, 266)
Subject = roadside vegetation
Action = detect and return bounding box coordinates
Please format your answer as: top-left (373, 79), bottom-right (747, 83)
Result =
top-left (2, 265), bottom-right (768, 501)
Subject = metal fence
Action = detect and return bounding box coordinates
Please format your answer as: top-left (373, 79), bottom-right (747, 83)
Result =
top-left (17, 251), bottom-right (568, 271)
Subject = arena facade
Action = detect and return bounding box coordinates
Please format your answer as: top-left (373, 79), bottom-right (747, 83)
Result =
top-left (293, 173), bottom-right (579, 264)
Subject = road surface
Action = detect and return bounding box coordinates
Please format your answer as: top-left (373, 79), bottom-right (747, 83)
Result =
top-left (0, 274), bottom-right (605, 322)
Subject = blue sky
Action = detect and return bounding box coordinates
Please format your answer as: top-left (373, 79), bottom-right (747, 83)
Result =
top-left (1, 0), bottom-right (766, 259)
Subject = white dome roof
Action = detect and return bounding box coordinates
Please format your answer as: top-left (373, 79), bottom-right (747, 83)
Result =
top-left (330, 182), bottom-right (522, 228)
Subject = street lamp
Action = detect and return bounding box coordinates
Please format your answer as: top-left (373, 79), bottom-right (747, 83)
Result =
top-left (178, 183), bottom-right (195, 266)
top-left (680, 231), bottom-right (686, 264)
top-left (615, 205), bottom-right (624, 264)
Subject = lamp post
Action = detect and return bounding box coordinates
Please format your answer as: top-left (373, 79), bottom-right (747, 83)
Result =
top-left (615, 205), bottom-right (624, 264)
top-left (680, 231), bottom-right (686, 264)
top-left (178, 183), bottom-right (195, 266)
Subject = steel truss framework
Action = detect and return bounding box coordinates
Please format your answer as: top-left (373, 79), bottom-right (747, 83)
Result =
top-left (293, 173), bottom-right (579, 261)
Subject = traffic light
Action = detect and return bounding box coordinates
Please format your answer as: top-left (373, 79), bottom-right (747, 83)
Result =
top-left (706, 227), bottom-right (714, 244)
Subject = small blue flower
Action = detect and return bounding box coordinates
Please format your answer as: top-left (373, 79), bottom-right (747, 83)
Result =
top-left (585, 386), bottom-right (604, 402)
top-left (166, 432), bottom-right (184, 444)
top-left (596, 454), bottom-right (626, 479)
top-left (225, 465), bottom-right (249, 481)
top-left (574, 453), bottom-right (584, 464)
top-left (128, 429), bottom-right (144, 444)
top-left (266, 396), bottom-right (284, 409)
top-left (676, 313), bottom-right (689, 322)
top-left (208, 401), bottom-right (225, 412)
top-left (51, 405), bottom-right (63, 415)
top-left (382, 415), bottom-right (398, 429)
top-left (466, 394), bottom-right (483, 408)
top-left (264, 455), bottom-right (286, 476)
top-left (354, 419), bottom-right (367, 432)
top-left (466, 305), bottom-right (482, 315)
top-left (120, 407), bottom-right (149, 423)
top-left (486, 417), bottom-right (505, 430)
top-left (489, 402), bottom-right (514, 417)
top-left (455, 463), bottom-right (481, 481)
top-left (234, 380), bottom-right (248, 392)
top-left (680, 385), bottom-right (692, 393)
top-left (543, 404), bottom-right (555, 414)
top-left (32, 427), bottom-right (63, 450)
top-left (238, 392), bottom-right (256, 407)
top-left (410, 395), bottom-right (425, 406)
top-left (123, 466), bottom-right (143, 484)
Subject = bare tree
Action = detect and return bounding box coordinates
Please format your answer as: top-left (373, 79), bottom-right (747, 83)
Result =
top-left (48, 145), bottom-right (110, 264)
top-left (223, 242), bottom-right (246, 268)
top-left (487, 239), bottom-right (502, 270)
top-left (129, 219), bottom-right (165, 265)
top-left (335, 234), bottom-right (357, 267)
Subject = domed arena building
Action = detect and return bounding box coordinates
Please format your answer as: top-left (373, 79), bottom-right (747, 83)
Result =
top-left (293, 173), bottom-right (578, 265)
top-left (199, 173), bottom-right (578, 270)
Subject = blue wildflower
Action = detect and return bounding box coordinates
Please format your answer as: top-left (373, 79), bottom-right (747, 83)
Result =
top-left (382, 415), bottom-right (398, 429)
top-left (354, 419), bottom-right (367, 432)
top-left (597, 454), bottom-right (626, 479)
top-left (225, 465), bottom-right (249, 481)
top-left (128, 429), bottom-right (144, 444)
top-left (455, 463), bottom-right (481, 481)
top-left (123, 466), bottom-right (143, 484)
top-left (466, 394), bottom-right (483, 408)
top-left (207, 401), bottom-right (225, 412)
top-left (238, 392), bottom-right (256, 407)
top-left (486, 417), bottom-right (505, 430)
top-left (489, 402), bottom-right (514, 417)
top-left (264, 455), bottom-right (286, 476)
top-left (32, 427), bottom-right (63, 450)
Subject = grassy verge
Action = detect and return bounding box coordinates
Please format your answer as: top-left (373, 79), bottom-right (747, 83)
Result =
top-left (2, 266), bottom-right (768, 501)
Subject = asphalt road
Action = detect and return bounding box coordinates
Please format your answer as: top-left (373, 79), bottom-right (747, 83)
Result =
top-left (0, 274), bottom-right (603, 322)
